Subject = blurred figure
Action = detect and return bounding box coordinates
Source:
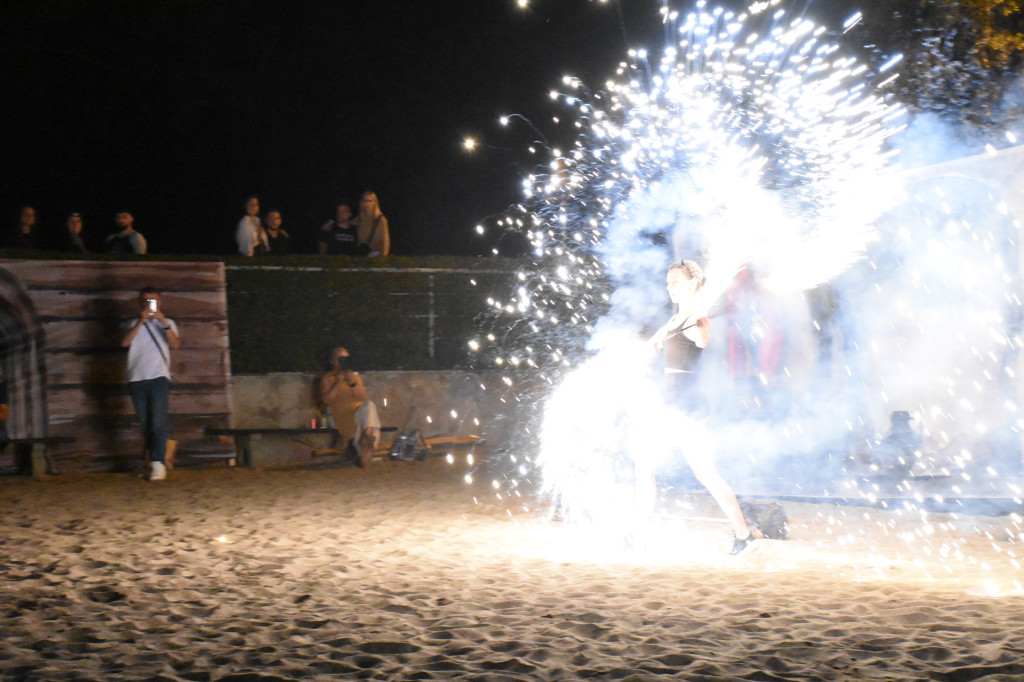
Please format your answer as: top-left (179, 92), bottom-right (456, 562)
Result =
top-left (355, 191), bottom-right (390, 256)
top-left (874, 410), bottom-right (923, 480)
top-left (319, 347), bottom-right (381, 467)
top-left (61, 213), bottom-right (89, 253)
top-left (235, 196), bottom-right (268, 256)
top-left (105, 210), bottom-right (147, 255)
top-left (318, 204), bottom-right (358, 255)
top-left (264, 209), bottom-right (291, 254)
top-left (645, 260), bottom-right (756, 554)
top-left (4, 205), bottom-right (42, 250)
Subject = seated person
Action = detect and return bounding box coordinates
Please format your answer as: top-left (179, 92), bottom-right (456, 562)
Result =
top-left (319, 347), bottom-right (380, 467)
top-left (874, 410), bottom-right (922, 479)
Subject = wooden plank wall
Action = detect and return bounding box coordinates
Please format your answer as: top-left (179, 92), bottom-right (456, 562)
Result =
top-left (0, 260), bottom-right (232, 473)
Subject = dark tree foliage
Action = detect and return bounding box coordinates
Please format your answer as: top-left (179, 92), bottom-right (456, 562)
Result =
top-left (855, 0), bottom-right (1024, 126)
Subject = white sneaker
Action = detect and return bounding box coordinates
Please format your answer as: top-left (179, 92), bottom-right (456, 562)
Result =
top-left (149, 461), bottom-right (167, 481)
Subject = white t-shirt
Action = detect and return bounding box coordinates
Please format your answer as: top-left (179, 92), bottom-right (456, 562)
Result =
top-left (236, 216), bottom-right (268, 256)
top-left (127, 318), bottom-right (178, 382)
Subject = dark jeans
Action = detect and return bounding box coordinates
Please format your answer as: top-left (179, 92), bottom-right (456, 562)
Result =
top-left (128, 377), bottom-right (170, 464)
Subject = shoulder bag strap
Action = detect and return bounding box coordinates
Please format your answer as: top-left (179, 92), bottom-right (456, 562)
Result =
top-left (142, 320), bottom-right (171, 372)
top-left (366, 216), bottom-right (382, 246)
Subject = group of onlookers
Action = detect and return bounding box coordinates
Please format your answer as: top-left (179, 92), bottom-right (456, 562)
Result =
top-left (235, 190), bottom-right (390, 258)
top-left (4, 190), bottom-right (391, 257)
top-left (1, 206), bottom-right (147, 255)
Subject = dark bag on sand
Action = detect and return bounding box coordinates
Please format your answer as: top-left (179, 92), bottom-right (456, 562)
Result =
top-left (389, 430), bottom-right (428, 461)
top-left (740, 501), bottom-right (788, 540)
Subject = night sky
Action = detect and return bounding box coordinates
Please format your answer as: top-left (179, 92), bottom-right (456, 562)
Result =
top-left (2, 0), bottom-right (857, 256)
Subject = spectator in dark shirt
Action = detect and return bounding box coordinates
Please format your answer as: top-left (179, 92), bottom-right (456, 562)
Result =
top-left (5, 205), bottom-right (42, 250)
top-left (62, 213), bottom-right (89, 253)
top-left (264, 209), bottom-right (291, 254)
top-left (318, 204), bottom-right (359, 255)
top-left (105, 211), bottom-right (147, 255)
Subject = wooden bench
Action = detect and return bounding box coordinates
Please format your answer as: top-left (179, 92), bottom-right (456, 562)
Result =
top-left (203, 427), bottom-right (348, 468)
top-left (204, 427), bottom-right (485, 469)
top-left (314, 432), bottom-right (486, 465)
top-left (308, 426), bottom-right (402, 464)
top-left (0, 436), bottom-right (76, 478)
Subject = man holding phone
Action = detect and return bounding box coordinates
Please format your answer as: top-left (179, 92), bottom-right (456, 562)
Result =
top-left (121, 286), bottom-right (180, 480)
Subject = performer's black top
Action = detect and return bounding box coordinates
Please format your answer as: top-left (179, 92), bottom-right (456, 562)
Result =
top-left (663, 324), bottom-right (708, 418)
top-left (664, 326), bottom-right (702, 373)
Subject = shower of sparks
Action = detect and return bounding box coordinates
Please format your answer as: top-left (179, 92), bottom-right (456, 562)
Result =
top-left (468, 1), bottom-right (1024, 583)
top-left (473, 0), bottom-right (906, 371)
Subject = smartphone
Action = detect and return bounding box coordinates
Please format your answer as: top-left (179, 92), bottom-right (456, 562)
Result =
top-left (147, 298), bottom-right (158, 312)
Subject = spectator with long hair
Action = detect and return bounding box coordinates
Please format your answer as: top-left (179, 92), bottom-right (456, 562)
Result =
top-left (354, 191), bottom-right (390, 257)
top-left (235, 196), bottom-right (268, 256)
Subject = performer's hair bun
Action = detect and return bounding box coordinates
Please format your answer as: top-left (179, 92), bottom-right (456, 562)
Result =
top-left (681, 259), bottom-right (705, 286)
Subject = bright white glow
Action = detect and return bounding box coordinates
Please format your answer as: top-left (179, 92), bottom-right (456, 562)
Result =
top-left (469, 2), bottom-right (1024, 593)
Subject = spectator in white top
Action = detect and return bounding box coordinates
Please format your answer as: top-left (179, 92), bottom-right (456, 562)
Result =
top-left (235, 195), bottom-right (268, 256)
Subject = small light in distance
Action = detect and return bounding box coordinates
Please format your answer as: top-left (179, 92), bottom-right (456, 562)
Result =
top-left (463, 137), bottom-right (477, 151)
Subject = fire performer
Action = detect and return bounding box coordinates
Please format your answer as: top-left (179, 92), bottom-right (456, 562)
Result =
top-left (646, 260), bottom-right (757, 554)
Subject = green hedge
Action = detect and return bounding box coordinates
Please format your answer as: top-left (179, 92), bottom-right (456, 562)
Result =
top-left (225, 255), bottom-right (521, 373)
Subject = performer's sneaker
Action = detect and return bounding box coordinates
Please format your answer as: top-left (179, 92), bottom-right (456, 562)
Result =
top-left (729, 532), bottom-right (755, 555)
top-left (149, 461), bottom-right (167, 481)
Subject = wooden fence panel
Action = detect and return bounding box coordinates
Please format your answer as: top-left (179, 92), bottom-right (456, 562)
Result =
top-left (0, 259), bottom-right (233, 473)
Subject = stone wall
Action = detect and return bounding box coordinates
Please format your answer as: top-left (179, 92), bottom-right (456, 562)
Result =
top-left (228, 371), bottom-right (517, 467)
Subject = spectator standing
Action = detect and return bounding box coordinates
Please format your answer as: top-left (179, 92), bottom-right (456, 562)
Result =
top-left (4, 205), bottom-right (42, 250)
top-left (120, 286), bottom-right (180, 481)
top-left (318, 204), bottom-right (359, 255)
top-left (319, 347), bottom-right (381, 467)
top-left (61, 213), bottom-right (89, 253)
top-left (264, 209), bottom-right (291, 254)
top-left (105, 211), bottom-right (147, 255)
top-left (355, 191), bottom-right (390, 256)
top-left (236, 196), bottom-right (268, 256)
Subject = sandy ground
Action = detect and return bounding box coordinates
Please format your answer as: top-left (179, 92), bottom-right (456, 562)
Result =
top-left (3, 456), bottom-right (1024, 681)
